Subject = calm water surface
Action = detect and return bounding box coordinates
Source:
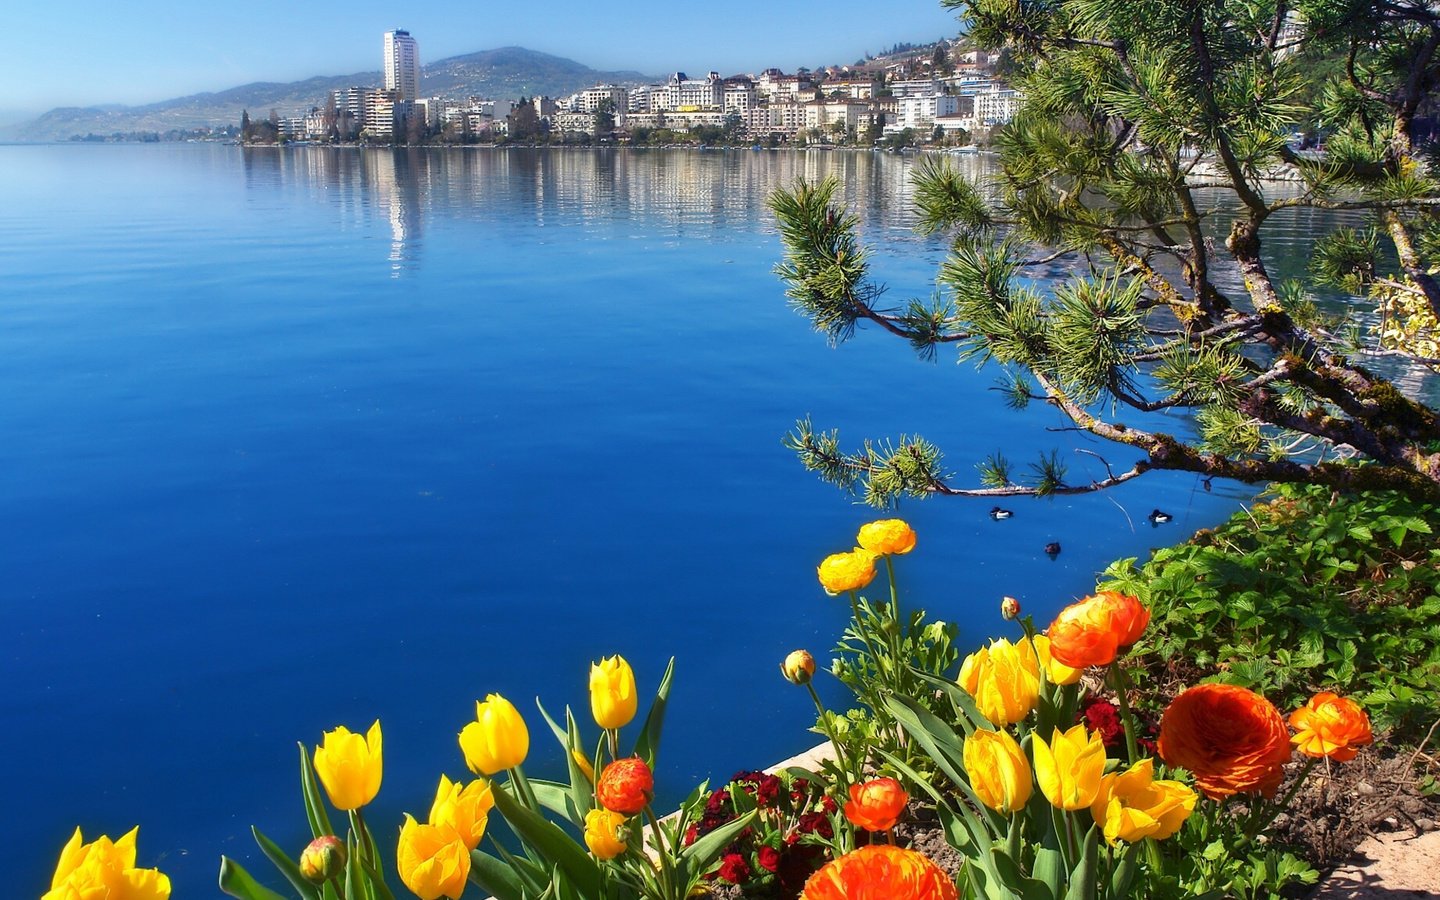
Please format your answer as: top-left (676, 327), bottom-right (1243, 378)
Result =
top-left (0, 144), bottom-right (1392, 893)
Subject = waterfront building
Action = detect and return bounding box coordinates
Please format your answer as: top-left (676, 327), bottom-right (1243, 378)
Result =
top-left (722, 77), bottom-right (757, 112)
top-left (890, 78), bottom-right (944, 98)
top-left (974, 88), bottom-right (1022, 126)
top-left (892, 93), bottom-right (959, 132)
top-left (384, 29), bottom-right (421, 100)
top-left (656, 72), bottom-right (724, 111)
top-left (576, 85), bottom-right (629, 114)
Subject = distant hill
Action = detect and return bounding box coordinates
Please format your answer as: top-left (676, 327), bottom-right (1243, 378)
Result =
top-left (7, 47), bottom-right (656, 141)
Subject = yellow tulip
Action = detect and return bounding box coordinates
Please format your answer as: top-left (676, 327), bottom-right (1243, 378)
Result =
top-left (963, 729), bottom-right (1033, 813)
top-left (590, 655), bottom-right (638, 730)
top-left (1023, 635), bottom-right (1084, 687)
top-left (396, 815), bottom-right (470, 900)
top-left (459, 693), bottom-right (529, 775)
top-left (428, 774), bottom-right (495, 851)
top-left (583, 808), bottom-right (629, 859)
top-left (1033, 725), bottom-right (1107, 811)
top-left (313, 720), bottom-right (383, 810)
top-left (958, 638), bottom-right (1039, 726)
top-left (43, 827), bottom-right (171, 900)
top-left (1089, 758), bottom-right (1197, 845)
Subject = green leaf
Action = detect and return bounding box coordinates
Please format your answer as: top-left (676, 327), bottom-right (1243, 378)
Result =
top-left (632, 657), bottom-right (675, 768)
top-left (991, 847), bottom-right (1055, 900)
top-left (218, 857), bottom-right (290, 900)
top-left (251, 826), bottom-right (321, 900)
top-left (468, 848), bottom-right (526, 900)
top-left (298, 742), bottom-right (335, 841)
top-left (490, 781), bottom-right (604, 897)
top-left (677, 809), bottom-right (758, 883)
top-left (1061, 827), bottom-right (1097, 900)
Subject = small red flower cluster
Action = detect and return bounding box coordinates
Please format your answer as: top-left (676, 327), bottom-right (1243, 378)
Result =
top-left (687, 771), bottom-right (836, 897)
top-left (1078, 696), bottom-right (1157, 756)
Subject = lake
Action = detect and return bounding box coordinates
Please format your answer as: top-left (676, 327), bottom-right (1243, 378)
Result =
top-left (0, 144), bottom-right (1374, 893)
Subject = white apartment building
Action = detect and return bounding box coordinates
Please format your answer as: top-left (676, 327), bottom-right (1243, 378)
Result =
top-left (804, 100), bottom-right (873, 132)
top-left (576, 85), bottom-right (628, 114)
top-left (383, 30), bottom-right (421, 100)
top-left (756, 69), bottom-right (814, 103)
top-left (974, 89), bottom-right (1022, 126)
top-left (893, 93), bottom-right (959, 131)
top-left (746, 102), bottom-right (807, 138)
top-left (890, 78), bottom-right (944, 98)
top-left (723, 78), bottom-right (757, 112)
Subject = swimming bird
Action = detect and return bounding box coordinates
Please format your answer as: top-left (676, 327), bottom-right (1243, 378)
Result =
top-left (1044, 542), bottom-right (1061, 557)
top-left (990, 506), bottom-right (1014, 520)
top-left (1148, 509), bottom-right (1173, 525)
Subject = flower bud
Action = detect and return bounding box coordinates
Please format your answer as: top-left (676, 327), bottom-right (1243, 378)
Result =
top-left (299, 835), bottom-right (346, 884)
top-left (781, 650), bottom-right (816, 685)
top-left (1000, 596), bottom-right (1020, 620)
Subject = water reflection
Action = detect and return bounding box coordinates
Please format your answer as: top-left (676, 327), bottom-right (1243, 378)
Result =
top-left (237, 146), bottom-right (1435, 395)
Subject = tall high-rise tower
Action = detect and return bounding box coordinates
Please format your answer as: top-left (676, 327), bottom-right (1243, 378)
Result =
top-left (383, 29), bottom-right (421, 100)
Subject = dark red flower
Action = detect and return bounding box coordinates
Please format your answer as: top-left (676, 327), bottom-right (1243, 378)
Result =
top-left (718, 852), bottom-right (752, 884)
top-left (755, 774), bottom-right (782, 807)
top-left (705, 788), bottom-right (732, 815)
top-left (758, 846), bottom-right (781, 873)
top-left (683, 823), bottom-right (699, 847)
top-left (1080, 698), bottom-right (1124, 749)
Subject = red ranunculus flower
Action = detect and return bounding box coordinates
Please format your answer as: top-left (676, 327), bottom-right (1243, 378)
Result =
top-left (719, 852), bottom-right (752, 884)
top-left (597, 757), bottom-right (654, 814)
top-left (758, 845), bottom-right (781, 873)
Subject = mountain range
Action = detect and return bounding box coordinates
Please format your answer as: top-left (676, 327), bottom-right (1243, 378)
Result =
top-left (8, 47), bottom-right (657, 142)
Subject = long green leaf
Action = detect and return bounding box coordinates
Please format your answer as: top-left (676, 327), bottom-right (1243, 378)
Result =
top-left (218, 857), bottom-right (290, 900)
top-left (532, 779), bottom-right (584, 824)
top-left (490, 836), bottom-right (551, 896)
top-left (1108, 841), bottom-right (1142, 898)
top-left (676, 809), bottom-right (757, 883)
top-left (883, 693), bottom-right (992, 815)
top-left (298, 742), bottom-right (336, 840)
top-left (632, 657), bottom-right (675, 768)
top-left (468, 849), bottom-right (526, 900)
top-left (491, 781), bottom-right (604, 897)
top-left (251, 826), bottom-right (321, 900)
top-left (991, 847), bottom-right (1056, 900)
top-left (1062, 827), bottom-right (1098, 900)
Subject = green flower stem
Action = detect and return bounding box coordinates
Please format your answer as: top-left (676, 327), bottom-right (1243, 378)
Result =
top-left (1107, 661), bottom-right (1143, 766)
top-left (509, 763), bottom-right (541, 812)
top-left (643, 805), bottom-right (677, 899)
top-left (1241, 756), bottom-right (1321, 846)
top-left (1106, 662), bottom-right (1166, 874)
top-left (846, 590), bottom-right (887, 678)
top-left (348, 808), bottom-right (376, 897)
top-left (882, 556), bottom-right (907, 687)
top-left (607, 727), bottom-right (620, 763)
top-left (805, 682), bottom-right (853, 784)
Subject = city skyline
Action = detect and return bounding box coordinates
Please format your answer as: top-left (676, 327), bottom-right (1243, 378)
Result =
top-left (6, 0), bottom-right (963, 125)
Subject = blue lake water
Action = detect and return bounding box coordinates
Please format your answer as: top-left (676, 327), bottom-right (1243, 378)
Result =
top-left (0, 144), bottom-right (1386, 894)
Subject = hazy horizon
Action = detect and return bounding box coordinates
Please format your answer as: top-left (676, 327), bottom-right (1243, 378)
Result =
top-left (13, 1), bottom-right (962, 120)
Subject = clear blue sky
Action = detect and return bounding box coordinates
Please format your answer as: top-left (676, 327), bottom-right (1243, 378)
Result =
top-left (9, 0), bottom-right (962, 120)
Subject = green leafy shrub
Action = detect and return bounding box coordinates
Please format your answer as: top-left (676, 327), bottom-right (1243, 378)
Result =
top-left (1100, 484), bottom-right (1440, 735)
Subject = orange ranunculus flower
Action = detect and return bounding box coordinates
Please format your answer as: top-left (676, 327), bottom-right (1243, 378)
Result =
top-left (800, 844), bottom-right (958, 900)
top-left (597, 757), bottom-right (654, 814)
top-left (1088, 758), bottom-right (1197, 845)
top-left (958, 637), bottom-right (1039, 726)
top-left (1046, 592), bottom-right (1150, 669)
top-left (1290, 692), bottom-right (1373, 762)
top-left (856, 519), bottom-right (917, 556)
top-left (817, 548), bottom-right (878, 595)
top-left (844, 777), bottom-right (909, 831)
top-left (1157, 683), bottom-right (1293, 800)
